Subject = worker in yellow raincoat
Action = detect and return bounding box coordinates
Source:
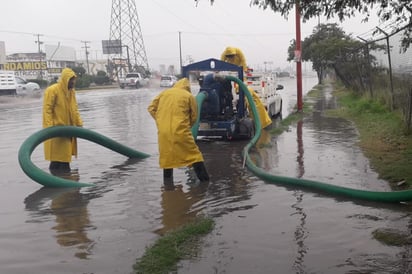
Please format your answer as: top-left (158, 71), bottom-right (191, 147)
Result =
top-left (221, 46), bottom-right (272, 129)
top-left (221, 46), bottom-right (247, 70)
top-left (246, 86), bottom-right (273, 129)
top-left (43, 68), bottom-right (83, 173)
top-left (148, 78), bottom-right (209, 184)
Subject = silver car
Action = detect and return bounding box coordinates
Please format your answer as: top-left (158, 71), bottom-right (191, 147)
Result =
top-left (15, 76), bottom-right (41, 97)
top-left (160, 75), bottom-right (177, 87)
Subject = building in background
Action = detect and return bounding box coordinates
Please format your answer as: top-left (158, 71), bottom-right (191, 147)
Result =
top-left (4, 52), bottom-right (46, 80)
top-left (45, 44), bottom-right (76, 80)
top-left (0, 41), bottom-right (108, 81)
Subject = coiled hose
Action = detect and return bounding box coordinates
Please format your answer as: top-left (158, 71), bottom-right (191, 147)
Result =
top-left (223, 76), bottom-right (412, 203)
top-left (18, 126), bottom-right (149, 188)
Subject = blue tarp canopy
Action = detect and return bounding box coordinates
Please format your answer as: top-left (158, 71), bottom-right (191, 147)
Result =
top-left (182, 58), bottom-right (243, 79)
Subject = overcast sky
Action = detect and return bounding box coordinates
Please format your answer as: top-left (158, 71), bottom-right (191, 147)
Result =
top-left (0, 0), bottom-right (384, 71)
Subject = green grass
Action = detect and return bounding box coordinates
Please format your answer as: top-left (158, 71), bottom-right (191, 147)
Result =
top-left (372, 228), bottom-right (412, 246)
top-left (327, 83), bottom-right (412, 188)
top-left (134, 217), bottom-right (215, 274)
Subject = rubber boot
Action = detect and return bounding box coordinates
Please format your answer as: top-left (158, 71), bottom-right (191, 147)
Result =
top-left (163, 168), bottom-right (173, 179)
top-left (49, 161), bottom-right (71, 175)
top-left (163, 168), bottom-right (174, 188)
top-left (192, 162), bottom-right (209, 182)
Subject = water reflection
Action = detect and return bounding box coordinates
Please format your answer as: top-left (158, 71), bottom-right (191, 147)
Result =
top-left (155, 181), bottom-right (209, 235)
top-left (253, 128), bottom-right (278, 171)
top-left (23, 158), bottom-right (139, 260)
top-left (50, 189), bottom-right (94, 259)
top-left (24, 171), bottom-right (95, 259)
top-left (198, 140), bottom-right (257, 216)
top-left (25, 187), bottom-right (94, 260)
top-left (291, 191), bottom-right (308, 274)
top-left (292, 120), bottom-right (308, 273)
top-left (296, 120), bottom-right (305, 178)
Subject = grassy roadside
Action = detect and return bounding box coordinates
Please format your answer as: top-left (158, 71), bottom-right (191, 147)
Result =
top-left (326, 83), bottom-right (412, 189)
top-left (133, 217), bottom-right (214, 274)
top-left (275, 81), bottom-right (412, 189)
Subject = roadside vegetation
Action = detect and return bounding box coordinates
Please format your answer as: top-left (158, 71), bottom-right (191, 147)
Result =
top-left (327, 82), bottom-right (412, 189)
top-left (133, 217), bottom-right (214, 274)
top-left (273, 81), bottom-right (412, 189)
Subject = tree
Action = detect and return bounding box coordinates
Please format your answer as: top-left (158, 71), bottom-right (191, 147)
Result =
top-left (288, 23), bottom-right (359, 84)
top-left (93, 70), bottom-right (111, 85)
top-left (289, 23), bottom-right (384, 88)
top-left (199, 0), bottom-right (412, 51)
top-left (72, 66), bottom-right (91, 88)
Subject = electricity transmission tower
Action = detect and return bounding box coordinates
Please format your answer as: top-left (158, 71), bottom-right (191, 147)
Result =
top-left (109, 0), bottom-right (149, 77)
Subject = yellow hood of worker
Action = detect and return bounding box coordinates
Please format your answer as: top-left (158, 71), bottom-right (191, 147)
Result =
top-left (223, 46), bottom-right (237, 56)
top-left (220, 46), bottom-right (247, 71)
top-left (173, 78), bottom-right (191, 92)
top-left (59, 68), bottom-right (77, 92)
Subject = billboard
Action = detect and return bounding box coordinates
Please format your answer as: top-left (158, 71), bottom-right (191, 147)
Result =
top-left (45, 44), bottom-right (76, 61)
top-left (102, 40), bottom-right (122, 55)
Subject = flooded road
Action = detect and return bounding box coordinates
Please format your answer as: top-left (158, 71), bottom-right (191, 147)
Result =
top-left (1, 77), bottom-right (411, 274)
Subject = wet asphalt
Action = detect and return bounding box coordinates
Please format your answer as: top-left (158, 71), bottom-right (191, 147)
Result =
top-left (1, 78), bottom-right (411, 273)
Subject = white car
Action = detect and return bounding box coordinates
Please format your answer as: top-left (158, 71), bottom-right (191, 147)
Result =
top-left (15, 76), bottom-right (42, 97)
top-left (160, 75), bottom-right (177, 87)
top-left (245, 73), bottom-right (283, 117)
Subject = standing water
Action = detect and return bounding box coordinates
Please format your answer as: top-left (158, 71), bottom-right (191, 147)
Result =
top-left (0, 77), bottom-right (411, 274)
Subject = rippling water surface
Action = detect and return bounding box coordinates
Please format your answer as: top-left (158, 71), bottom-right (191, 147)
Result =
top-left (1, 77), bottom-right (411, 274)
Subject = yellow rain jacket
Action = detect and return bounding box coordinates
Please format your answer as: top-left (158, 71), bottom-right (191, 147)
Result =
top-left (220, 46), bottom-right (247, 70)
top-left (148, 78), bottom-right (204, 169)
top-left (246, 87), bottom-right (272, 129)
top-left (43, 68), bottom-right (83, 162)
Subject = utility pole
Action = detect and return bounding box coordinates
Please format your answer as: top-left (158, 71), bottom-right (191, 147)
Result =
top-left (295, 0), bottom-right (303, 112)
top-left (81, 41), bottom-right (91, 74)
top-left (34, 34), bottom-right (44, 80)
top-left (179, 31), bottom-right (182, 75)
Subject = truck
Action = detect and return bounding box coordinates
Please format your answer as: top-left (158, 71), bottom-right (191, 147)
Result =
top-left (0, 70), bottom-right (18, 95)
top-left (182, 58), bottom-right (255, 140)
top-left (119, 72), bottom-right (149, 89)
top-left (245, 72), bottom-right (284, 117)
top-left (0, 70), bottom-right (41, 97)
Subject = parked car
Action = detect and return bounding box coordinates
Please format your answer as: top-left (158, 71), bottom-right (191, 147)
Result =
top-left (160, 75), bottom-right (177, 87)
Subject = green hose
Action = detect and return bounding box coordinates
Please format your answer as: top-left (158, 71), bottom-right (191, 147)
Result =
top-left (191, 91), bottom-right (208, 139)
top-left (18, 126), bottom-right (150, 188)
top-left (225, 75), bottom-right (412, 203)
